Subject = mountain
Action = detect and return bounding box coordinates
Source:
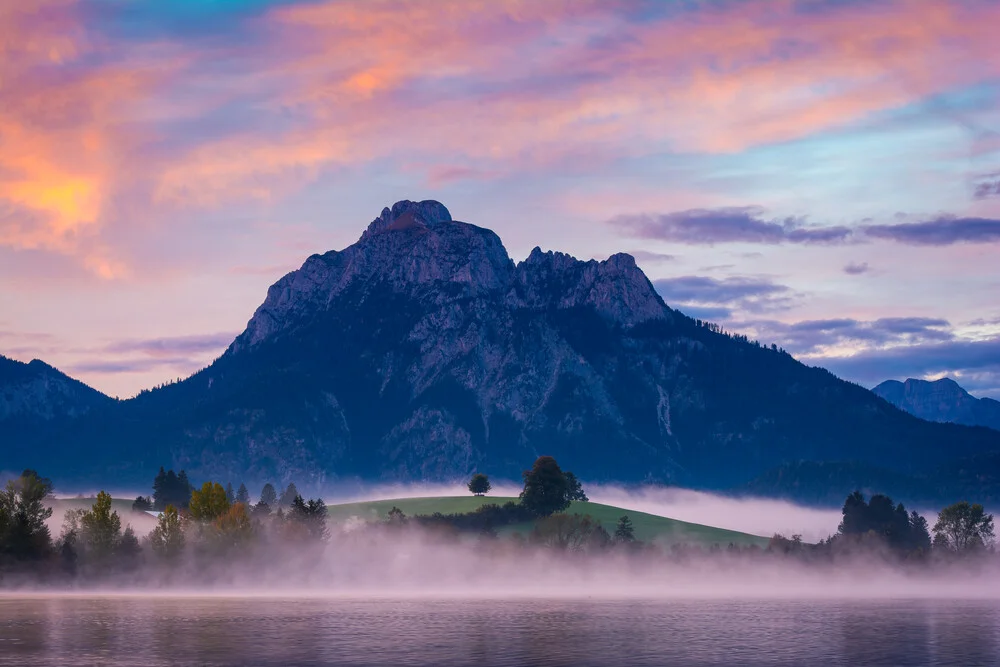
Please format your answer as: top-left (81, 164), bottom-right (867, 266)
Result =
top-left (0, 355), bottom-right (114, 465)
top-left (3, 200), bottom-right (1000, 505)
top-left (873, 378), bottom-right (1000, 431)
top-left (0, 355), bottom-right (111, 424)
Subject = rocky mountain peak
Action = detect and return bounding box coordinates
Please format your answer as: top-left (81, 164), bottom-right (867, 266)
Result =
top-left (873, 377), bottom-right (1000, 431)
top-left (514, 248), bottom-right (670, 327)
top-left (232, 200), bottom-right (514, 351)
top-left (232, 201), bottom-right (672, 353)
top-left (360, 200), bottom-right (454, 241)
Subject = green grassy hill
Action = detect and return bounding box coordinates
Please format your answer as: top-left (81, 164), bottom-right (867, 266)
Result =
top-left (49, 494), bottom-right (771, 547)
top-left (327, 496), bottom-right (769, 547)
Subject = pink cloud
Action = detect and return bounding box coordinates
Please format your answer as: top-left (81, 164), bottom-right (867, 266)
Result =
top-left (3, 0), bottom-right (1000, 279)
top-left (210, 0), bottom-right (1000, 184)
top-left (0, 1), bottom-right (181, 278)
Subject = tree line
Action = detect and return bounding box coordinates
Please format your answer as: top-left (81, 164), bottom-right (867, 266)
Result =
top-left (0, 468), bottom-right (328, 580)
top-left (132, 468), bottom-right (306, 516)
top-left (1, 462), bottom-right (996, 583)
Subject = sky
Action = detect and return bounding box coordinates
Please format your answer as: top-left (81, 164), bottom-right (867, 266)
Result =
top-left (2, 0), bottom-right (999, 399)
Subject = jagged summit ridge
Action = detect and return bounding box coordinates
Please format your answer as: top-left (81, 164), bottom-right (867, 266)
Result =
top-left (232, 200), bottom-right (669, 351)
top-left (360, 200), bottom-right (454, 241)
top-left (514, 247), bottom-right (669, 327)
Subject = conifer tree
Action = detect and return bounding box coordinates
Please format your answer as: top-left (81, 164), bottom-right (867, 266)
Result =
top-left (614, 515), bottom-right (636, 544)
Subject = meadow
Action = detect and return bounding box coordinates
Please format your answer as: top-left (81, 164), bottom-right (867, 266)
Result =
top-left (325, 496), bottom-right (770, 547)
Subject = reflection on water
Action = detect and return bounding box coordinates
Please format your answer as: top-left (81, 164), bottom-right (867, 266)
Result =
top-left (1, 597), bottom-right (999, 666)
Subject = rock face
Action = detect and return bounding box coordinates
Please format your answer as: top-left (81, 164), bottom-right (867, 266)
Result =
top-left (873, 378), bottom-right (1000, 431)
top-left (3, 200), bottom-right (1000, 504)
top-left (232, 201), bottom-right (666, 354)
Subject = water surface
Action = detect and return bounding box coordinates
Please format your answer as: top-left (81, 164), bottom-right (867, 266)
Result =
top-left (1, 596), bottom-right (998, 666)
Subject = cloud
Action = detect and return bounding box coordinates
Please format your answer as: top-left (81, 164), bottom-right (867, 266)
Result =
top-left (968, 316), bottom-right (1000, 328)
top-left (843, 262), bottom-right (870, 275)
top-left (974, 180), bottom-right (1000, 199)
top-left (228, 263), bottom-right (299, 277)
top-left (610, 208), bottom-right (852, 246)
top-left (2, 330), bottom-right (237, 396)
top-left (738, 317), bottom-right (954, 356)
top-left (726, 316), bottom-right (1000, 398)
top-left (654, 276), bottom-right (788, 305)
top-left (861, 216), bottom-right (1000, 246)
top-left (67, 332), bottom-right (236, 382)
top-left (102, 332), bottom-right (236, 358)
top-left (653, 276), bottom-right (794, 319)
top-left (612, 208), bottom-right (1000, 246)
top-left (0, 1), bottom-right (176, 277)
top-left (626, 250), bottom-right (676, 263)
top-left (4, 0), bottom-right (1000, 278)
top-left (809, 336), bottom-right (1000, 400)
top-left (673, 305), bottom-right (734, 322)
top-left (65, 357), bottom-right (199, 375)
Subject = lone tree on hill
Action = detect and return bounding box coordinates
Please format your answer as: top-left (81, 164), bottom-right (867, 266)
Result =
top-left (468, 473), bottom-right (492, 496)
top-left (520, 456), bottom-right (574, 517)
top-left (614, 515), bottom-right (636, 544)
top-left (933, 501), bottom-right (995, 552)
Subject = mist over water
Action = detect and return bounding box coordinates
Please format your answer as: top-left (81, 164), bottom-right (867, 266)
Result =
top-left (13, 485), bottom-right (1000, 666)
top-left (29, 482), bottom-right (998, 600)
top-left (11, 518), bottom-right (1000, 600)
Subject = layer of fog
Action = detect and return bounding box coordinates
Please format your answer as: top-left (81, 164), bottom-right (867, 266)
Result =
top-left (8, 524), bottom-right (1000, 601)
top-left (587, 486), bottom-right (845, 543)
top-left (324, 483), bottom-right (844, 542)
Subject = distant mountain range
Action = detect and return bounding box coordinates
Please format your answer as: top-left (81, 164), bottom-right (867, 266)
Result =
top-left (873, 378), bottom-right (1000, 432)
top-left (3, 200), bottom-right (1000, 505)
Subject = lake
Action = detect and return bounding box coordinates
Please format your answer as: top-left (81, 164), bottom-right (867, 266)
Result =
top-left (1, 596), bottom-right (998, 666)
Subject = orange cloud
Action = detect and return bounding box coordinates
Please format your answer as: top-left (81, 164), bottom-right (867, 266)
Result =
top-left (4, 0), bottom-right (1000, 279)
top-left (0, 1), bottom-right (168, 278)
